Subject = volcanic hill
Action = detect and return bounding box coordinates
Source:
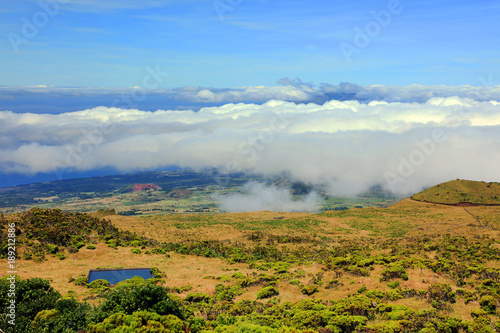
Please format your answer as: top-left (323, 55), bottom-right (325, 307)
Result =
top-left (411, 179), bottom-right (500, 205)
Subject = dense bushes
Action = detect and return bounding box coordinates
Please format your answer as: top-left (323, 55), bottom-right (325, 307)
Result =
top-left (1, 208), bottom-right (157, 262)
top-left (0, 277), bottom-right (62, 332)
top-left (93, 280), bottom-right (184, 322)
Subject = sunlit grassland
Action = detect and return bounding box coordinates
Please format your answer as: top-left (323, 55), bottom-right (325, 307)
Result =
top-left (2, 197), bottom-right (500, 331)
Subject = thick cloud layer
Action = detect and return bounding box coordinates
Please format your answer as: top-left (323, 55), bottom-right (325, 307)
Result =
top-left (1, 92), bottom-right (500, 195)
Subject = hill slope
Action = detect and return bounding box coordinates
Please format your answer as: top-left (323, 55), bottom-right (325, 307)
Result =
top-left (411, 179), bottom-right (500, 205)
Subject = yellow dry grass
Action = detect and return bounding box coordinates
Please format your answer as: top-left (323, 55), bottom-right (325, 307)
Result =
top-left (1, 198), bottom-right (499, 316)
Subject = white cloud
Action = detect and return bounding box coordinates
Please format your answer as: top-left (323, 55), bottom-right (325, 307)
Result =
top-left (2, 82), bottom-right (500, 107)
top-left (1, 92), bottom-right (500, 195)
top-left (217, 182), bottom-right (322, 212)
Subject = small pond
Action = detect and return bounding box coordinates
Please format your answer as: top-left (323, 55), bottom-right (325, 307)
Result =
top-left (88, 268), bottom-right (153, 285)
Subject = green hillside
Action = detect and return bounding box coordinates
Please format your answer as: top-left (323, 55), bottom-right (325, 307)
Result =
top-left (411, 179), bottom-right (500, 205)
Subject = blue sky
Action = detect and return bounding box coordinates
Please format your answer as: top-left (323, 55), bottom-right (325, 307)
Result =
top-left (1, 0), bottom-right (499, 88)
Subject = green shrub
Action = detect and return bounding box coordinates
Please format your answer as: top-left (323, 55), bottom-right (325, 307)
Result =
top-left (386, 289), bottom-right (403, 301)
top-left (325, 279), bottom-right (343, 289)
top-left (293, 269), bottom-right (306, 278)
top-left (47, 244), bottom-right (59, 254)
top-left (380, 264), bottom-right (409, 281)
top-left (0, 277), bottom-right (62, 332)
top-left (329, 315), bottom-right (368, 332)
top-left (479, 295), bottom-right (497, 314)
top-left (272, 262), bottom-right (290, 273)
top-left (86, 244), bottom-right (96, 250)
top-left (300, 284), bottom-right (319, 295)
top-left (180, 285), bottom-right (193, 292)
top-left (185, 292), bottom-right (210, 303)
top-left (150, 267), bottom-right (164, 278)
top-left (366, 290), bottom-right (385, 300)
top-left (289, 279), bottom-right (300, 286)
top-left (74, 276), bottom-right (88, 286)
top-left (88, 279), bottom-right (110, 291)
top-left (55, 253), bottom-right (66, 260)
top-left (357, 285), bottom-right (367, 293)
top-left (427, 283), bottom-right (455, 310)
top-left (131, 248), bottom-right (141, 254)
top-left (95, 283), bottom-right (184, 322)
top-left (88, 311), bottom-right (184, 333)
top-left (129, 240), bottom-right (142, 247)
top-left (348, 266), bottom-right (370, 277)
top-left (229, 300), bottom-right (260, 316)
top-left (214, 284), bottom-right (240, 302)
top-left (257, 286), bottom-right (279, 299)
top-left (290, 309), bottom-right (329, 329)
top-left (387, 281), bottom-right (400, 289)
top-left (73, 242), bottom-right (85, 249)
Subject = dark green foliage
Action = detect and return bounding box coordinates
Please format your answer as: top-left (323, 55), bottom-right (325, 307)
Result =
top-left (87, 311), bottom-right (184, 333)
top-left (299, 284), bottom-right (319, 295)
top-left (0, 277), bottom-right (61, 333)
top-left (185, 292), bottom-right (210, 303)
top-left (73, 241), bottom-right (85, 249)
top-left (30, 298), bottom-right (92, 333)
top-left (357, 284), bottom-right (367, 293)
top-left (256, 286), bottom-right (279, 299)
top-left (74, 276), bottom-right (88, 286)
top-left (150, 266), bottom-right (164, 278)
top-left (479, 295), bottom-right (497, 314)
top-left (329, 315), bottom-right (368, 332)
top-left (2, 208), bottom-right (157, 260)
top-left (380, 263), bottom-right (409, 281)
top-left (213, 284), bottom-right (241, 302)
top-left (387, 281), bottom-right (400, 289)
top-left (427, 283), bottom-right (456, 310)
top-left (88, 279), bottom-right (110, 292)
top-left (93, 282), bottom-right (184, 323)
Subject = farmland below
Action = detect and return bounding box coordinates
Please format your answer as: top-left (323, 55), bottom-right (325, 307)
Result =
top-left (0, 169), bottom-right (398, 215)
top-left (0, 180), bottom-right (500, 332)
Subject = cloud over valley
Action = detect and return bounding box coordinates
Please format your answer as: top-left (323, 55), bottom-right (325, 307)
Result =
top-left (1, 83), bottom-right (500, 195)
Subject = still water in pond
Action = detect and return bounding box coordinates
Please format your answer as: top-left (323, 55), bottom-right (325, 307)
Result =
top-left (88, 268), bottom-right (153, 285)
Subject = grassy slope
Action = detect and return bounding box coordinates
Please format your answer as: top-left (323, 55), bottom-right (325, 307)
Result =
top-left (411, 179), bottom-right (500, 205)
top-left (2, 202), bottom-right (499, 306)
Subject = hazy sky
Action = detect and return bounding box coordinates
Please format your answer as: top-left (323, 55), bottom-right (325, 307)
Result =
top-left (1, 0), bottom-right (499, 87)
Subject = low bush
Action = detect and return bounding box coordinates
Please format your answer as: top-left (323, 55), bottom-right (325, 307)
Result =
top-left (185, 292), bottom-right (210, 303)
top-left (300, 284), bottom-right (319, 295)
top-left (380, 264), bottom-right (409, 281)
top-left (257, 286), bottom-right (279, 299)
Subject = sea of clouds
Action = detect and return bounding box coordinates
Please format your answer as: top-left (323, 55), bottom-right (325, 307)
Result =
top-left (1, 82), bottom-right (500, 209)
